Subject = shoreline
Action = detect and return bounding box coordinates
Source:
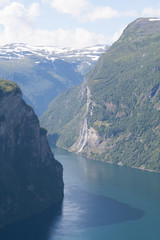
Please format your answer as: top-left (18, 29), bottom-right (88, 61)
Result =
top-left (53, 145), bottom-right (160, 174)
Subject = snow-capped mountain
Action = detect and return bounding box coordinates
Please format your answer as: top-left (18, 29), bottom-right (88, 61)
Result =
top-left (0, 43), bottom-right (109, 116)
top-left (0, 43), bottom-right (108, 72)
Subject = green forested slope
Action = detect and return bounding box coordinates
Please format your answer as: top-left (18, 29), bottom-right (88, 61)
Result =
top-left (41, 18), bottom-right (160, 171)
top-left (41, 85), bottom-right (87, 148)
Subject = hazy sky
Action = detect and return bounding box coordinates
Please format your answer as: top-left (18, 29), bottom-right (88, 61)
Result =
top-left (0, 0), bottom-right (160, 48)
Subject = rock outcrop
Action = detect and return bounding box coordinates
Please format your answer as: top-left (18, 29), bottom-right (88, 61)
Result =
top-left (0, 79), bottom-right (63, 227)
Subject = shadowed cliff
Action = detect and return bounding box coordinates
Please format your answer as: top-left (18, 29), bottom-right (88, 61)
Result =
top-left (0, 79), bottom-right (64, 227)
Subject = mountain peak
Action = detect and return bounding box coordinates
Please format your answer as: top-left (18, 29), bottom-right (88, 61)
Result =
top-left (120, 17), bottom-right (160, 42)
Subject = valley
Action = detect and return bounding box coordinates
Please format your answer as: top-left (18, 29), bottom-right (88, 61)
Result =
top-left (0, 43), bottom-right (108, 116)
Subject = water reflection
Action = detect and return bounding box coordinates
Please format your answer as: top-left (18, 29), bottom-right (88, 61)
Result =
top-left (55, 147), bottom-right (160, 201)
top-left (0, 203), bottom-right (63, 240)
top-left (77, 156), bottom-right (160, 200)
top-left (48, 185), bottom-right (144, 240)
top-left (1, 146), bottom-right (158, 240)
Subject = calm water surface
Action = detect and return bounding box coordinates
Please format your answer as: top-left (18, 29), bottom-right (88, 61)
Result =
top-left (0, 147), bottom-right (160, 240)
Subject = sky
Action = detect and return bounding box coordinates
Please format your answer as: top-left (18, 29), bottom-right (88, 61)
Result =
top-left (0, 0), bottom-right (160, 48)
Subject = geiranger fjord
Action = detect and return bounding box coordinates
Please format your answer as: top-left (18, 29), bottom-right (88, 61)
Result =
top-left (0, 147), bottom-right (160, 240)
top-left (1, 0), bottom-right (160, 238)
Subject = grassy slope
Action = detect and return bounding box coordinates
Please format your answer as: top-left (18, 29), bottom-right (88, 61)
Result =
top-left (0, 79), bottom-right (19, 92)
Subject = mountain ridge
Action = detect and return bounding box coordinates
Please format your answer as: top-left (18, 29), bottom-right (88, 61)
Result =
top-left (41, 18), bottom-right (160, 172)
top-left (0, 43), bottom-right (108, 116)
top-left (0, 43), bottom-right (108, 63)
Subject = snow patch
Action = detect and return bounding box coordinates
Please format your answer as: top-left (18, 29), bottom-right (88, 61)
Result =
top-left (0, 43), bottom-right (107, 62)
top-left (50, 57), bottom-right (56, 61)
top-left (87, 55), bottom-right (99, 61)
top-left (149, 18), bottom-right (160, 21)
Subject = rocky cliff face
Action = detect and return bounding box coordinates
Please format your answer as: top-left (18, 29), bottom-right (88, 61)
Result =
top-left (0, 79), bottom-right (63, 227)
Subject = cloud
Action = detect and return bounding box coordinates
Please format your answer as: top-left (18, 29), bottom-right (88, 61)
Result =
top-left (28, 2), bottom-right (40, 19)
top-left (43, 0), bottom-right (138, 22)
top-left (142, 7), bottom-right (160, 17)
top-left (0, 1), bottom-right (122, 48)
top-left (0, 2), bottom-right (40, 44)
top-left (0, 0), bottom-right (11, 8)
top-left (49, 0), bottom-right (89, 17)
top-left (83, 8), bottom-right (137, 22)
top-left (0, 2), bottom-right (109, 48)
top-left (84, 6), bottom-right (119, 22)
top-left (28, 28), bottom-right (109, 48)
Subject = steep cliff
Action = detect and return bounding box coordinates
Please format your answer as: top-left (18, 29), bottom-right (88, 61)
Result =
top-left (0, 79), bottom-right (63, 227)
top-left (41, 18), bottom-right (160, 172)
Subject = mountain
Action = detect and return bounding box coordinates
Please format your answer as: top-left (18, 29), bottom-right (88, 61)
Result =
top-left (41, 18), bottom-right (160, 172)
top-left (0, 43), bottom-right (108, 116)
top-left (0, 79), bottom-right (63, 226)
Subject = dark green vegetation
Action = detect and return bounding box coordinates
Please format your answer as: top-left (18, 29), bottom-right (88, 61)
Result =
top-left (41, 18), bottom-right (160, 172)
top-left (41, 85), bottom-right (87, 148)
top-left (0, 79), bottom-right (63, 226)
top-left (0, 79), bottom-right (19, 92)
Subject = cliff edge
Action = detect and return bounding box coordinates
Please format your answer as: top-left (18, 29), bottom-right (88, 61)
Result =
top-left (0, 79), bottom-right (63, 226)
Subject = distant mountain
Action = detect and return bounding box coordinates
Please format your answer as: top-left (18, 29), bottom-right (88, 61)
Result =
top-left (0, 43), bottom-right (108, 116)
top-left (41, 18), bottom-right (160, 172)
top-left (0, 79), bottom-right (63, 226)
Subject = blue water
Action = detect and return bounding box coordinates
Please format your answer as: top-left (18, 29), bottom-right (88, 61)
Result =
top-left (0, 147), bottom-right (160, 240)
